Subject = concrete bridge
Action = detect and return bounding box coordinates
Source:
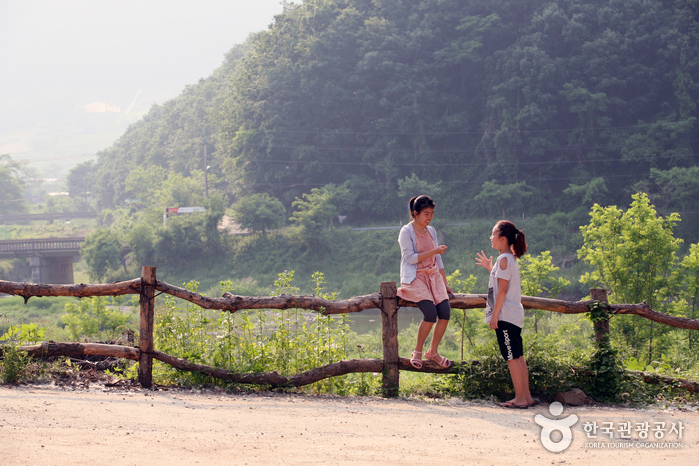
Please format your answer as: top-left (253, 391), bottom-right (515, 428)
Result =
top-left (0, 237), bottom-right (84, 284)
top-left (0, 212), bottom-right (97, 224)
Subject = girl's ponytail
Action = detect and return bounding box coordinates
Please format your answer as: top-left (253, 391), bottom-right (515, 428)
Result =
top-left (494, 220), bottom-right (528, 259)
top-left (512, 229), bottom-right (527, 259)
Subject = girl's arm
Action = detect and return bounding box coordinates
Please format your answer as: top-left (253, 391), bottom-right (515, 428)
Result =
top-left (489, 278), bottom-right (509, 329)
top-left (398, 227), bottom-right (447, 263)
top-left (475, 251), bottom-right (493, 273)
top-left (439, 267), bottom-right (453, 295)
top-left (418, 245), bottom-right (447, 263)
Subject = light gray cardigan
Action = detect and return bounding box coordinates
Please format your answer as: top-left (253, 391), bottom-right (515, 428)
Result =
top-left (398, 223), bottom-right (444, 285)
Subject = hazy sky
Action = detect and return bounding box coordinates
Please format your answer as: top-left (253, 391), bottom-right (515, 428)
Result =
top-left (0, 0), bottom-right (286, 171)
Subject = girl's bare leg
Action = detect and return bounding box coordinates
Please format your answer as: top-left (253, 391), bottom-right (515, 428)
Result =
top-left (415, 320), bottom-right (434, 352)
top-left (506, 357), bottom-right (533, 406)
top-left (427, 319), bottom-right (449, 355)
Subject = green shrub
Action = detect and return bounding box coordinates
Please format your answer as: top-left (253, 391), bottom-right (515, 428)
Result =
top-left (150, 271), bottom-right (374, 394)
top-left (61, 296), bottom-right (136, 341)
top-left (0, 323), bottom-right (45, 383)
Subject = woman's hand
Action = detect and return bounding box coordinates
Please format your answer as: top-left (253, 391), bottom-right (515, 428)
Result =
top-left (475, 250), bottom-right (493, 272)
top-left (489, 320), bottom-right (499, 330)
top-left (435, 245), bottom-right (448, 255)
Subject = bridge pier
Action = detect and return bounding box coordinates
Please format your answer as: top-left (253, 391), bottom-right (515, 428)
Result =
top-left (0, 238), bottom-right (84, 285)
top-left (29, 256), bottom-right (78, 284)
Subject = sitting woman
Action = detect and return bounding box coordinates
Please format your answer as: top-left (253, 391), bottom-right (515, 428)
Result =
top-left (397, 195), bottom-right (453, 369)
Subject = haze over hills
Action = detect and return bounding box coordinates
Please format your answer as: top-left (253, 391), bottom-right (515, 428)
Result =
top-left (0, 0), bottom-right (285, 177)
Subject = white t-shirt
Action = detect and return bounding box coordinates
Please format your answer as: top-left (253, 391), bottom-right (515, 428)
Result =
top-left (485, 252), bottom-right (524, 328)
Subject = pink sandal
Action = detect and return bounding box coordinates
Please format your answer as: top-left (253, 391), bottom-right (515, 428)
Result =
top-left (409, 351), bottom-right (423, 369)
top-left (424, 351), bottom-right (451, 369)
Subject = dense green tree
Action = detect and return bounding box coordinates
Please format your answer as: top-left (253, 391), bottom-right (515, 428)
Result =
top-left (677, 242), bottom-right (699, 352)
top-left (43, 195), bottom-right (75, 213)
top-left (230, 193), bottom-right (286, 237)
top-left (520, 251), bottom-right (570, 333)
top-left (72, 0), bottom-right (699, 225)
top-left (578, 193), bottom-right (683, 362)
top-left (66, 160), bottom-right (96, 208)
top-left (81, 229), bottom-right (124, 281)
top-left (290, 183), bottom-right (352, 244)
top-left (0, 154), bottom-right (26, 214)
top-left (473, 180), bottom-right (534, 218)
top-left (125, 223), bottom-right (156, 269)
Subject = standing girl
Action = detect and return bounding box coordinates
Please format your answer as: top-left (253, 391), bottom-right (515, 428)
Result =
top-left (475, 220), bottom-right (533, 408)
top-left (398, 195), bottom-right (453, 369)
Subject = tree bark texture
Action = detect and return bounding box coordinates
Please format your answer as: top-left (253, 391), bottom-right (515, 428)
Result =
top-left (17, 342), bottom-right (140, 360)
top-left (0, 279), bottom-right (141, 302)
top-left (590, 288), bottom-right (610, 341)
top-left (161, 281), bottom-right (382, 315)
top-left (380, 282), bottom-right (399, 397)
top-left (153, 352), bottom-right (383, 388)
top-left (138, 266), bottom-right (156, 388)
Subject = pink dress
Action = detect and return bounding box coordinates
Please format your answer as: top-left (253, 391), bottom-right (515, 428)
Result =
top-left (397, 229), bottom-right (449, 304)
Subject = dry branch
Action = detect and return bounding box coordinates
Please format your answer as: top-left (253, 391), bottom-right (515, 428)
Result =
top-left (152, 351), bottom-right (383, 388)
top-left (287, 359), bottom-right (384, 387)
top-left (18, 342), bottom-right (140, 360)
top-left (628, 370), bottom-right (699, 393)
top-left (398, 357), bottom-right (462, 373)
top-left (0, 279), bottom-right (141, 302)
top-left (444, 294), bottom-right (593, 314)
top-left (10, 343), bottom-right (699, 395)
top-left (611, 303), bottom-right (699, 330)
top-left (155, 280), bottom-right (381, 315)
top-left (152, 351), bottom-right (289, 386)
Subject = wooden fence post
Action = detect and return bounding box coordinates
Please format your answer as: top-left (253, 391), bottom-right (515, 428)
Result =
top-left (380, 281), bottom-right (399, 397)
top-left (590, 288), bottom-right (609, 342)
top-left (138, 266), bottom-right (157, 388)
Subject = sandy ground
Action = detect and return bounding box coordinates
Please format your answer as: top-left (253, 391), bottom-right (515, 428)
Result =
top-left (1, 384), bottom-right (698, 466)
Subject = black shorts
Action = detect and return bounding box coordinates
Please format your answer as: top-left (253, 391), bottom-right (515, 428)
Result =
top-left (495, 321), bottom-right (523, 361)
top-left (416, 299), bottom-right (451, 323)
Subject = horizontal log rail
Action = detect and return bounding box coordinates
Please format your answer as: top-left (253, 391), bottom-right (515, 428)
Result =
top-left (2, 269), bottom-right (699, 396)
top-left (11, 342), bottom-right (698, 394)
top-left (2, 278), bottom-right (698, 330)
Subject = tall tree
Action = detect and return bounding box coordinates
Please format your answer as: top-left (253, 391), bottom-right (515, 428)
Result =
top-left (0, 154), bottom-right (26, 214)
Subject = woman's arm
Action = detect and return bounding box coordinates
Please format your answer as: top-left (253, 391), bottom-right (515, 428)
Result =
top-left (440, 267), bottom-right (453, 295)
top-left (489, 278), bottom-right (509, 329)
top-left (398, 227), bottom-right (446, 264)
top-left (418, 245), bottom-right (447, 263)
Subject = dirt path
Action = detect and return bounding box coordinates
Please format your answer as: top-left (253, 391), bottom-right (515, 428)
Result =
top-left (1, 385), bottom-right (698, 465)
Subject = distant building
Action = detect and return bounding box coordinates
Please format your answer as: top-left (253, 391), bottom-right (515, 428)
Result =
top-left (84, 102), bottom-right (121, 113)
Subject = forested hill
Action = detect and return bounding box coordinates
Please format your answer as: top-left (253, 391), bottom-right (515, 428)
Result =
top-left (74, 0), bottom-right (699, 223)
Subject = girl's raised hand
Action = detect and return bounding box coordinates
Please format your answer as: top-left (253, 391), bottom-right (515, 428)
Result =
top-left (475, 250), bottom-right (493, 272)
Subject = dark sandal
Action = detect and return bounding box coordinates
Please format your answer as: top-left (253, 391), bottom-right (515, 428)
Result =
top-left (500, 401), bottom-right (528, 409)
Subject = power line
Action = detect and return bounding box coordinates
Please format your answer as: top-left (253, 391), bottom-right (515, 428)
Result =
top-left (242, 121), bottom-right (697, 136)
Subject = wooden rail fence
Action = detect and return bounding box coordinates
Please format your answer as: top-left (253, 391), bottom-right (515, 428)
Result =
top-left (2, 266), bottom-right (699, 396)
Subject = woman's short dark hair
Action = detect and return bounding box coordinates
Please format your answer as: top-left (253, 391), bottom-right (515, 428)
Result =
top-left (409, 195), bottom-right (436, 219)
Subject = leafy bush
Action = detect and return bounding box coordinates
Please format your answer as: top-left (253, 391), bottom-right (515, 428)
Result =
top-left (61, 297), bottom-right (136, 341)
top-left (151, 271), bottom-right (370, 394)
top-left (448, 337), bottom-right (589, 400)
top-left (0, 323), bottom-right (45, 383)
